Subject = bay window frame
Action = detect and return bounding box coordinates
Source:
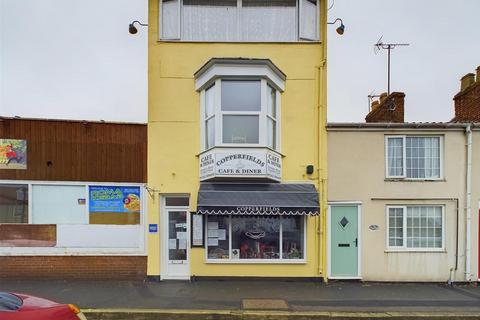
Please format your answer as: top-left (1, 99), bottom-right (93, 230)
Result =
top-left (385, 135), bottom-right (443, 180)
top-left (205, 215), bottom-right (307, 263)
top-left (385, 205), bottom-right (445, 252)
top-left (200, 78), bottom-right (281, 152)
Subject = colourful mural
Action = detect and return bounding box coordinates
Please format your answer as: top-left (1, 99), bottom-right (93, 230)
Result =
top-left (0, 139), bottom-right (27, 170)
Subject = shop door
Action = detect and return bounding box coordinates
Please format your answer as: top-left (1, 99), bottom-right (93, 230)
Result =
top-left (163, 210), bottom-right (190, 279)
top-left (330, 205), bottom-right (359, 278)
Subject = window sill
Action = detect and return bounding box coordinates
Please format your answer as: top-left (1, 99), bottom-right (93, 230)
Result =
top-left (385, 249), bottom-right (446, 253)
top-left (157, 40), bottom-right (322, 45)
top-left (384, 178), bottom-right (446, 182)
top-left (205, 259), bottom-right (306, 264)
top-left (197, 146), bottom-right (284, 158)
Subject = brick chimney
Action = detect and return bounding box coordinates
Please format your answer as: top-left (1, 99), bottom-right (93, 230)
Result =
top-left (365, 92), bottom-right (405, 123)
top-left (452, 66), bottom-right (480, 122)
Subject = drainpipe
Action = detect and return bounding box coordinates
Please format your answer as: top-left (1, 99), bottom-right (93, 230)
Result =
top-left (465, 124), bottom-right (472, 282)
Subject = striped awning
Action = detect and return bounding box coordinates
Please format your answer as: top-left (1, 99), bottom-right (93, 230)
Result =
top-left (197, 183), bottom-right (320, 216)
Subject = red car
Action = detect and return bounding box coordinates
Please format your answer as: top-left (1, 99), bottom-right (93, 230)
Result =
top-left (0, 292), bottom-right (87, 320)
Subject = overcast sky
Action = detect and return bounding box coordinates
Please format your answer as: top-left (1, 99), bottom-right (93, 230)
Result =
top-left (1, 0), bottom-right (479, 123)
top-left (327, 0), bottom-right (480, 122)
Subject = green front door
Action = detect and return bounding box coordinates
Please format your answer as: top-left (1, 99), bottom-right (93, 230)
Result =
top-left (330, 205), bottom-right (358, 278)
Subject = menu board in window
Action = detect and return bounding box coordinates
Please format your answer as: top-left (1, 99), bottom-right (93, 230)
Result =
top-left (191, 213), bottom-right (204, 247)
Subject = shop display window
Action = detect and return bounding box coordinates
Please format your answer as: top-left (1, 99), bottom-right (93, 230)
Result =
top-left (0, 184), bottom-right (28, 223)
top-left (207, 215), bottom-right (229, 259)
top-left (206, 215), bottom-right (305, 261)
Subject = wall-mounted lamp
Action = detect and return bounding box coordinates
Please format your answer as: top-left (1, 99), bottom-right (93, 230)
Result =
top-left (328, 18), bottom-right (345, 35)
top-left (129, 20), bottom-right (148, 35)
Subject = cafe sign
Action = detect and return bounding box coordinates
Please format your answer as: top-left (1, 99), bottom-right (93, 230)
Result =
top-left (199, 148), bottom-right (281, 181)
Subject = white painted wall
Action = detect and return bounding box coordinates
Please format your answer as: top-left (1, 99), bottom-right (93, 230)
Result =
top-left (57, 225), bottom-right (142, 248)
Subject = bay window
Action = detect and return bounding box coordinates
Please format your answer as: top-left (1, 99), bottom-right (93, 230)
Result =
top-left (160, 0), bottom-right (320, 42)
top-left (387, 205), bottom-right (444, 250)
top-left (206, 215), bottom-right (305, 261)
top-left (386, 136), bottom-right (442, 179)
top-left (201, 78), bottom-right (280, 150)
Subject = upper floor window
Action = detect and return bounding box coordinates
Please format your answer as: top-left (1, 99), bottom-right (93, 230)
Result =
top-left (203, 79), bottom-right (279, 150)
top-left (385, 136), bottom-right (442, 180)
top-left (160, 0), bottom-right (320, 42)
top-left (196, 58), bottom-right (285, 151)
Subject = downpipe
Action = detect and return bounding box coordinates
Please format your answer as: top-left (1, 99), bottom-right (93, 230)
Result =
top-left (465, 124), bottom-right (472, 282)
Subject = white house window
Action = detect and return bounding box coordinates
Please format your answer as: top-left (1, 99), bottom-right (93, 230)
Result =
top-left (206, 215), bottom-right (305, 261)
top-left (387, 206), bottom-right (443, 250)
top-left (221, 80), bottom-right (261, 144)
top-left (386, 136), bottom-right (442, 179)
top-left (160, 0), bottom-right (320, 42)
top-left (201, 79), bottom-right (280, 150)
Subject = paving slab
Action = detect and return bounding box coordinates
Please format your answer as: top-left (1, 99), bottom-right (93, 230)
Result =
top-left (0, 279), bottom-right (479, 313)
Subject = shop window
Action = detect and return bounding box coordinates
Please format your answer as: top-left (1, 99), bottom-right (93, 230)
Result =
top-left (201, 79), bottom-right (280, 150)
top-left (0, 184), bottom-right (28, 223)
top-left (282, 216), bottom-right (304, 259)
top-left (387, 206), bottom-right (443, 250)
top-left (206, 215), bottom-right (305, 261)
top-left (89, 186), bottom-right (141, 225)
top-left (160, 0), bottom-right (320, 42)
top-left (386, 136), bottom-right (442, 179)
top-left (32, 185), bottom-right (87, 224)
top-left (207, 215), bottom-right (229, 259)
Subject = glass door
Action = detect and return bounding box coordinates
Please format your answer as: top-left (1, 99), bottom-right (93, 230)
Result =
top-left (164, 209), bottom-right (190, 279)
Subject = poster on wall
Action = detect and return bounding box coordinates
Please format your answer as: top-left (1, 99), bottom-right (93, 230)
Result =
top-left (0, 139), bottom-right (27, 170)
top-left (89, 186), bottom-right (141, 225)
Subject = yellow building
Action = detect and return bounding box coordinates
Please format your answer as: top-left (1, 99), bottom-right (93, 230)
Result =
top-left (147, 0), bottom-right (328, 280)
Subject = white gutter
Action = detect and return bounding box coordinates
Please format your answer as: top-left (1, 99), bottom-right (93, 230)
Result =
top-left (465, 124), bottom-right (472, 282)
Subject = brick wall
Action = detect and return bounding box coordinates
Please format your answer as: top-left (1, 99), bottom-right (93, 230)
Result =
top-left (365, 92), bottom-right (405, 123)
top-left (0, 256), bottom-right (147, 280)
top-left (453, 69), bottom-right (480, 122)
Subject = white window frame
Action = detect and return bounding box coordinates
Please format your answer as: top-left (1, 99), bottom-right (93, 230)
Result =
top-left (385, 205), bottom-right (445, 252)
top-left (205, 215), bottom-right (307, 263)
top-left (200, 78), bottom-right (281, 151)
top-left (0, 179), bottom-right (146, 255)
top-left (385, 135), bottom-right (444, 180)
top-left (158, 0), bottom-right (320, 42)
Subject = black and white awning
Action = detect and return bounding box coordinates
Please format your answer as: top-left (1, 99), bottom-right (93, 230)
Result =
top-left (197, 183), bottom-right (320, 216)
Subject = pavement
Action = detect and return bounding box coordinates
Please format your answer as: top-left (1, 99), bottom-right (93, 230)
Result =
top-left (1, 279), bottom-right (480, 319)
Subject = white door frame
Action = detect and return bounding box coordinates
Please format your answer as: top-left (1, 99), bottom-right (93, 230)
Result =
top-left (160, 196), bottom-right (190, 280)
top-left (327, 201), bottom-right (362, 280)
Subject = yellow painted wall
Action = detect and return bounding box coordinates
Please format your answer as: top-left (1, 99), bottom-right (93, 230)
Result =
top-left (147, 0), bottom-right (328, 278)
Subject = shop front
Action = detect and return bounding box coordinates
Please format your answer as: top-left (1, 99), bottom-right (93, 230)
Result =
top-left (187, 183), bottom-right (321, 279)
top-left (0, 117), bottom-right (147, 280)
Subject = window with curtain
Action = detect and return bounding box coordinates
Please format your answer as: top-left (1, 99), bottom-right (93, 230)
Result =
top-left (160, 0), bottom-right (320, 42)
top-left (387, 206), bottom-right (443, 250)
top-left (386, 136), bottom-right (441, 179)
top-left (201, 79), bottom-right (280, 150)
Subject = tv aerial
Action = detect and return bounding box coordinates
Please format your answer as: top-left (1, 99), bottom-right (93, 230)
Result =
top-left (374, 36), bottom-right (409, 95)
